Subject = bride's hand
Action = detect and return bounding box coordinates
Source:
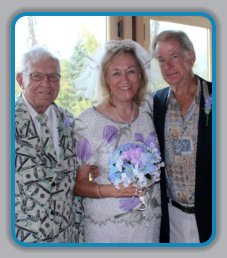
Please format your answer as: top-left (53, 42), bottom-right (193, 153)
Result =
top-left (94, 184), bottom-right (147, 199)
top-left (89, 165), bottom-right (99, 180)
top-left (113, 183), bottom-right (146, 198)
top-left (136, 187), bottom-right (147, 197)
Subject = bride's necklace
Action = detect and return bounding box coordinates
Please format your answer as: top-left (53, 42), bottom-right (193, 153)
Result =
top-left (112, 102), bottom-right (135, 127)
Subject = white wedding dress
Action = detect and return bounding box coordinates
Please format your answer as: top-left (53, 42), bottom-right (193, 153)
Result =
top-left (74, 97), bottom-right (161, 243)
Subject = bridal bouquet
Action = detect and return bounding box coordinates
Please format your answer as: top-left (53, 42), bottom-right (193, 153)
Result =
top-left (108, 133), bottom-right (164, 211)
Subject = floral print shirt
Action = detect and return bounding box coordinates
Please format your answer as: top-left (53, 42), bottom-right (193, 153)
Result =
top-left (164, 81), bottom-right (201, 205)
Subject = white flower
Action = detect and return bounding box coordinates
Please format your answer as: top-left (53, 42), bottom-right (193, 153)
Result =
top-left (133, 164), bottom-right (139, 176)
top-left (113, 178), bottom-right (121, 189)
top-left (121, 173), bottom-right (132, 187)
top-left (152, 172), bottom-right (161, 182)
top-left (115, 157), bottom-right (123, 172)
top-left (137, 173), bottom-right (147, 187)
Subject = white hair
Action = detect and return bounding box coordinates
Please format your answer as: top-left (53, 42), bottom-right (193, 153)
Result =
top-left (19, 46), bottom-right (60, 72)
top-left (151, 30), bottom-right (195, 59)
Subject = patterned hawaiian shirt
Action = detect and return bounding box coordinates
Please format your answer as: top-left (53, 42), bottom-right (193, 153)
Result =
top-left (164, 81), bottom-right (201, 205)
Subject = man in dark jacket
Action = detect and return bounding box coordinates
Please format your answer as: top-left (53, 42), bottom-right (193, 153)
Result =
top-left (151, 30), bottom-right (212, 243)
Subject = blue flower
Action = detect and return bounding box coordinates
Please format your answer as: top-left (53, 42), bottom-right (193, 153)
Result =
top-left (108, 141), bottom-right (165, 211)
top-left (108, 142), bottom-right (164, 189)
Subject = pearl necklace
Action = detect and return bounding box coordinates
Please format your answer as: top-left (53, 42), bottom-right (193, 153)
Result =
top-left (112, 102), bottom-right (135, 127)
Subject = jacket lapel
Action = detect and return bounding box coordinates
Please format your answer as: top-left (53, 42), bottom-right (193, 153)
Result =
top-left (153, 87), bottom-right (169, 158)
top-left (195, 77), bottom-right (212, 194)
top-left (52, 103), bottom-right (76, 164)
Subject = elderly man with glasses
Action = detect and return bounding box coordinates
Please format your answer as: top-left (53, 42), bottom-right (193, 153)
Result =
top-left (15, 46), bottom-right (82, 243)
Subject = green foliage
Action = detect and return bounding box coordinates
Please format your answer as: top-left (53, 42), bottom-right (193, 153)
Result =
top-left (80, 25), bottom-right (101, 53)
top-left (56, 29), bottom-right (100, 115)
top-left (68, 38), bottom-right (88, 83)
top-left (55, 30), bottom-right (101, 116)
top-left (56, 58), bottom-right (93, 116)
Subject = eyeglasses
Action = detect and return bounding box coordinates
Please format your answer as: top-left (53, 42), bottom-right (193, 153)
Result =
top-left (22, 72), bottom-right (61, 82)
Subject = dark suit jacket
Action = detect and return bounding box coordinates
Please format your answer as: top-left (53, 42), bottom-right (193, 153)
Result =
top-left (153, 76), bottom-right (212, 243)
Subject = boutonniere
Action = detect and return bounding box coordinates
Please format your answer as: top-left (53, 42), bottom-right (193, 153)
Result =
top-left (203, 81), bottom-right (212, 126)
top-left (59, 117), bottom-right (72, 150)
top-left (64, 117), bottom-right (71, 128)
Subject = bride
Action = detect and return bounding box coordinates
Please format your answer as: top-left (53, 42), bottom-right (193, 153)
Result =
top-left (73, 39), bottom-right (162, 243)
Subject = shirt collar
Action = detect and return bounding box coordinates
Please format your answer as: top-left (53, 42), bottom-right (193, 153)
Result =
top-left (166, 75), bottom-right (201, 106)
top-left (22, 94), bottom-right (52, 120)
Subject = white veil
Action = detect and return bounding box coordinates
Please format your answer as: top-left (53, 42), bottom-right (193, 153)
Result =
top-left (75, 39), bottom-right (153, 102)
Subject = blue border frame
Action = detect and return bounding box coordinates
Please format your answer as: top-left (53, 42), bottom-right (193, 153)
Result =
top-left (11, 11), bottom-right (216, 248)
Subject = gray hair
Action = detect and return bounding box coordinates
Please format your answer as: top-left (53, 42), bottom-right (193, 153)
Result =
top-left (151, 30), bottom-right (195, 58)
top-left (19, 46), bottom-right (60, 72)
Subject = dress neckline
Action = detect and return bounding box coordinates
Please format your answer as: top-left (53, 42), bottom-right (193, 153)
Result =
top-left (92, 105), bottom-right (140, 127)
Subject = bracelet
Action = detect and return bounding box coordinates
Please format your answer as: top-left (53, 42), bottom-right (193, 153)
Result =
top-left (97, 185), bottom-right (103, 198)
